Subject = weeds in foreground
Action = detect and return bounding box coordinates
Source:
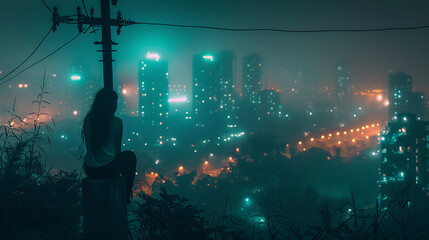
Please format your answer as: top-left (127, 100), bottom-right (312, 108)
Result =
top-left (0, 74), bottom-right (81, 240)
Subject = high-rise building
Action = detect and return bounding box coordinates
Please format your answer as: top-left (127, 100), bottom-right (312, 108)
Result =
top-left (138, 53), bottom-right (169, 127)
top-left (243, 54), bottom-right (262, 108)
top-left (193, 54), bottom-right (221, 128)
top-left (258, 89), bottom-right (282, 119)
top-left (379, 114), bottom-right (429, 209)
top-left (218, 51), bottom-right (237, 113)
top-left (388, 72), bottom-right (414, 121)
top-left (335, 65), bottom-right (352, 100)
top-left (411, 91), bottom-right (425, 120)
top-left (193, 52), bottom-right (238, 132)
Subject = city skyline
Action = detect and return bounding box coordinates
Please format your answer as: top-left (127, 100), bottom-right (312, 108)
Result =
top-left (1, 0), bottom-right (429, 103)
top-left (1, 1), bottom-right (429, 238)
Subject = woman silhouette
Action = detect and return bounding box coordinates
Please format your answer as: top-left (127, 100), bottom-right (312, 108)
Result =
top-left (83, 88), bottom-right (136, 203)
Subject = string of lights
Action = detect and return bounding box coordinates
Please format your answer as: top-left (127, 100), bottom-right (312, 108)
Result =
top-left (134, 21), bottom-right (429, 33)
top-left (0, 27), bottom-right (53, 82)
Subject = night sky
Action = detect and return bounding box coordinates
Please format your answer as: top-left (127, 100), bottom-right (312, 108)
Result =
top-left (1, 0), bottom-right (429, 100)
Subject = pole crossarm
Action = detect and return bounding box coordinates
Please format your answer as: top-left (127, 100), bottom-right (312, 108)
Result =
top-left (51, 0), bottom-right (135, 89)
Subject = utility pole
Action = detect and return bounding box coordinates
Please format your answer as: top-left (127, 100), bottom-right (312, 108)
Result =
top-left (52, 0), bottom-right (135, 89)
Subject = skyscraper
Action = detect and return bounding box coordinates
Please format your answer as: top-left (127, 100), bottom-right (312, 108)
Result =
top-left (411, 91), bottom-right (425, 120)
top-left (379, 114), bottom-right (429, 209)
top-left (193, 54), bottom-right (221, 128)
top-left (243, 54), bottom-right (262, 108)
top-left (388, 72), bottom-right (413, 121)
top-left (335, 65), bottom-right (352, 100)
top-left (138, 53), bottom-right (169, 127)
top-left (218, 51), bottom-right (236, 113)
top-left (258, 89), bottom-right (282, 120)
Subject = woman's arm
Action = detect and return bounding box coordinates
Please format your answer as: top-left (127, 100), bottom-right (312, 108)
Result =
top-left (114, 117), bottom-right (123, 153)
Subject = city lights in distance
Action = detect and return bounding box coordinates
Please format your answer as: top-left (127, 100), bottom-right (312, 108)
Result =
top-left (384, 100), bottom-right (389, 106)
top-left (203, 55), bottom-right (213, 61)
top-left (168, 97), bottom-right (187, 103)
top-left (122, 89), bottom-right (127, 95)
top-left (377, 94), bottom-right (383, 101)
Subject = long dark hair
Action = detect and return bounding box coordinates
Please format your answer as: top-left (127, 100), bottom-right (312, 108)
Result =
top-left (83, 88), bottom-right (118, 151)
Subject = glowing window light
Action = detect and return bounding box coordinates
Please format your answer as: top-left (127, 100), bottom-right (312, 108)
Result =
top-left (146, 53), bottom-right (160, 59)
top-left (203, 55), bottom-right (213, 61)
top-left (168, 97), bottom-right (187, 103)
top-left (70, 75), bottom-right (81, 81)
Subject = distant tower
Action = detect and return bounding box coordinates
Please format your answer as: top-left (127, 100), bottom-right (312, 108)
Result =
top-left (138, 53), bottom-right (169, 127)
top-left (218, 51), bottom-right (236, 113)
top-left (411, 92), bottom-right (425, 120)
top-left (192, 54), bottom-right (221, 128)
top-left (335, 65), bottom-right (352, 100)
top-left (243, 54), bottom-right (262, 108)
top-left (379, 114), bottom-right (429, 209)
top-left (388, 72), bottom-right (413, 121)
top-left (258, 89), bottom-right (282, 120)
top-left (70, 65), bottom-right (97, 114)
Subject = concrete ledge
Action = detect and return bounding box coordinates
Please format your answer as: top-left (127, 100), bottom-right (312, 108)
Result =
top-left (82, 177), bottom-right (128, 240)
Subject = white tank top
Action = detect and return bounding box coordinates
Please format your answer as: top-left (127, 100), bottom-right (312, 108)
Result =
top-left (84, 116), bottom-right (122, 168)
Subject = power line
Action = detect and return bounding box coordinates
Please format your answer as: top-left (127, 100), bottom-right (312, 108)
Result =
top-left (135, 21), bottom-right (429, 33)
top-left (0, 32), bottom-right (82, 87)
top-left (0, 27), bottom-right (52, 82)
top-left (82, 0), bottom-right (89, 17)
top-left (42, 0), bottom-right (53, 13)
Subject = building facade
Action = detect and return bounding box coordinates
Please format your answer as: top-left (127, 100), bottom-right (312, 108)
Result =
top-left (379, 114), bottom-right (429, 209)
top-left (243, 53), bottom-right (262, 109)
top-left (138, 53), bottom-right (169, 127)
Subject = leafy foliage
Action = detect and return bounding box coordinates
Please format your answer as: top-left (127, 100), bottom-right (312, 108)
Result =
top-left (0, 75), bottom-right (82, 240)
top-left (131, 187), bottom-right (217, 240)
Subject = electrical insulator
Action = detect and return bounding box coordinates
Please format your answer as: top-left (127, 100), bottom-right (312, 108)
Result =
top-left (52, 6), bottom-right (60, 32)
top-left (77, 6), bottom-right (83, 33)
top-left (90, 7), bottom-right (95, 17)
